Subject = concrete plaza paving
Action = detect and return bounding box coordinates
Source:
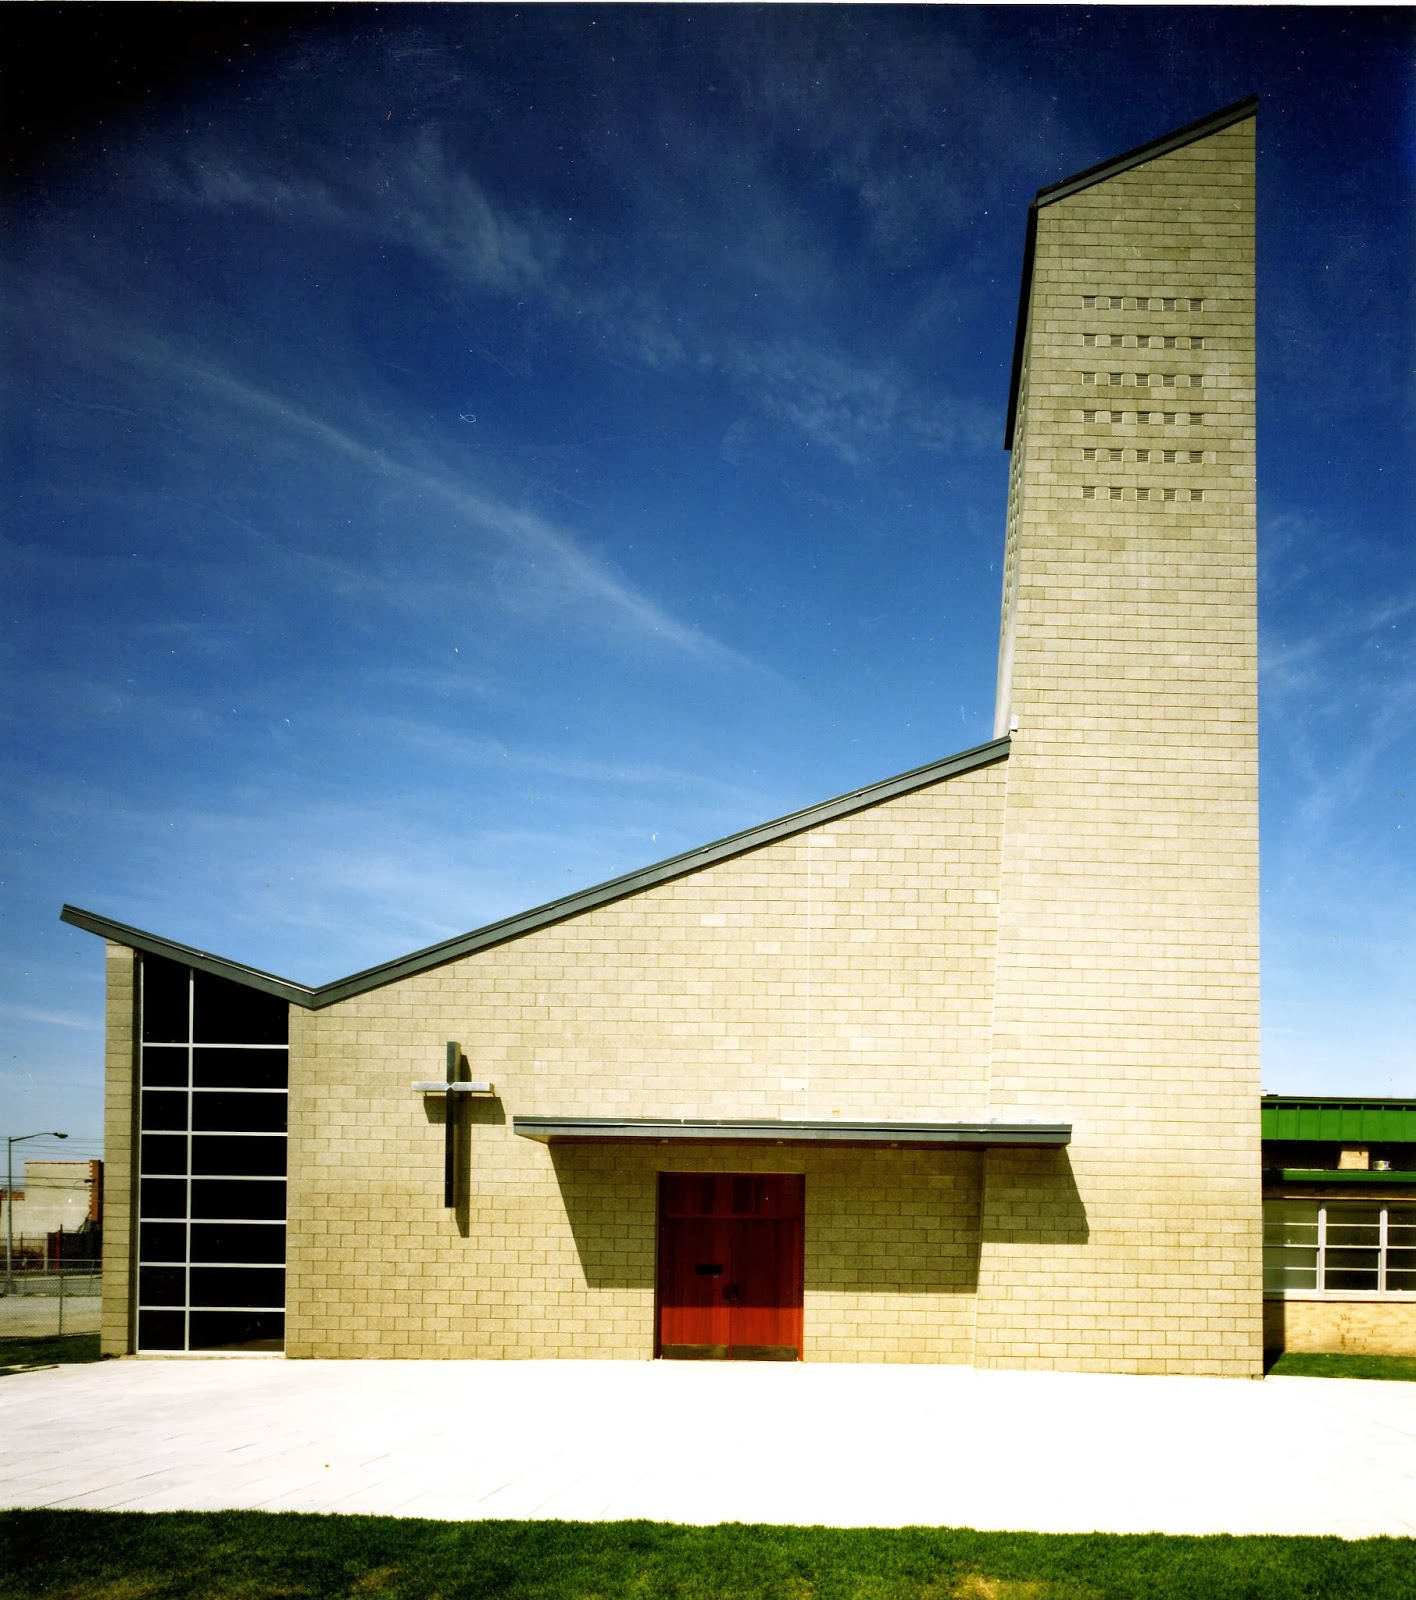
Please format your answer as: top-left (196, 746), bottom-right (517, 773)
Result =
top-left (1, 1357), bottom-right (1413, 1537)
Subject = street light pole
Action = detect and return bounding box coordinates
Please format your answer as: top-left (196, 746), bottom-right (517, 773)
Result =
top-left (5, 1131), bottom-right (67, 1296)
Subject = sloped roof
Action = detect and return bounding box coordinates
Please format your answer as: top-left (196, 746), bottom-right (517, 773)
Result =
top-left (62, 734), bottom-right (1009, 1009)
top-left (1003, 95), bottom-right (1258, 450)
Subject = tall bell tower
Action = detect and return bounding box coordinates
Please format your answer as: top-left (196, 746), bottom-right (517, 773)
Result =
top-left (979, 100), bottom-right (1263, 1375)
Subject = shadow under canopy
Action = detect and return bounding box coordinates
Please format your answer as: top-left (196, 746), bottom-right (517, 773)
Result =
top-left (546, 1140), bottom-right (1089, 1295)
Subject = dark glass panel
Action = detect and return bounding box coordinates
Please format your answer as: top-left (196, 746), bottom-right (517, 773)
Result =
top-left (139, 1177), bottom-right (187, 1217)
top-left (1326, 1224), bottom-right (1380, 1246)
top-left (1325, 1265), bottom-right (1379, 1290)
top-left (137, 1264), bottom-right (185, 1307)
top-left (138, 1221), bottom-right (187, 1263)
top-left (190, 1179), bottom-right (286, 1221)
top-left (137, 1308), bottom-right (185, 1351)
top-left (139, 1134), bottom-right (187, 1178)
top-left (141, 1047), bottom-right (188, 1088)
top-left (188, 1310), bottom-right (283, 1352)
top-left (1325, 1247), bottom-right (1379, 1272)
top-left (193, 971), bottom-right (288, 1045)
top-left (1386, 1249), bottom-right (1416, 1273)
top-left (192, 1090), bottom-right (287, 1132)
top-left (140, 1091), bottom-right (188, 1133)
top-left (190, 1222), bottom-right (285, 1265)
top-left (191, 1135), bottom-right (286, 1178)
top-left (141, 956), bottom-right (189, 1043)
top-left (192, 1048), bottom-right (288, 1090)
top-left (189, 1266), bottom-right (285, 1309)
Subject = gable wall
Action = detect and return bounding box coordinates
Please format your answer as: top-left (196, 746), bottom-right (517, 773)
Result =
top-left (286, 761), bottom-right (1006, 1359)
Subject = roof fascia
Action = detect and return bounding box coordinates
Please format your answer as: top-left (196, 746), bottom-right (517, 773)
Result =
top-left (311, 735), bottom-right (1010, 1004)
top-left (59, 905), bottom-right (318, 1007)
top-left (1004, 96), bottom-right (1257, 451)
top-left (511, 1115), bottom-right (1071, 1148)
top-left (63, 734), bottom-right (1010, 1009)
top-left (1261, 1096), bottom-right (1416, 1111)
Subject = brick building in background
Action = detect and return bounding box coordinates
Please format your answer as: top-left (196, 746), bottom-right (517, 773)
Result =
top-left (0, 1160), bottom-right (103, 1264)
top-left (66, 99), bottom-right (1308, 1373)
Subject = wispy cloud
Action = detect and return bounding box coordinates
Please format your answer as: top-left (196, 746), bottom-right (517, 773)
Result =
top-left (151, 110), bottom-right (997, 469)
top-left (1260, 551), bottom-right (1416, 930)
top-left (360, 715), bottom-right (765, 802)
top-left (0, 1002), bottom-right (99, 1032)
top-left (92, 331), bottom-right (753, 667)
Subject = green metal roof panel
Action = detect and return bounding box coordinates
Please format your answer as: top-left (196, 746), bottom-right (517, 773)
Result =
top-left (1277, 1168), bottom-right (1416, 1186)
top-left (1261, 1098), bottom-right (1416, 1143)
top-left (63, 735), bottom-right (1010, 1008)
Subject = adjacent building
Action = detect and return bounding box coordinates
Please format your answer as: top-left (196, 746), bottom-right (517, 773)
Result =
top-left (1261, 1097), bottom-right (1416, 1357)
top-left (66, 99), bottom-right (1285, 1374)
top-left (1, 1160), bottom-right (103, 1264)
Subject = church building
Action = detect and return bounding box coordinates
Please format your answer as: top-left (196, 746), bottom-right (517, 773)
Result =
top-left (65, 97), bottom-right (1269, 1375)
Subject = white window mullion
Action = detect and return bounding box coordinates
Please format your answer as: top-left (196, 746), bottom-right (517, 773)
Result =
top-left (1378, 1206), bottom-right (1388, 1294)
top-left (1316, 1205), bottom-right (1326, 1292)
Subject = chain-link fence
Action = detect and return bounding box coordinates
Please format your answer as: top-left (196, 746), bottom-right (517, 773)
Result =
top-left (0, 1264), bottom-right (102, 1340)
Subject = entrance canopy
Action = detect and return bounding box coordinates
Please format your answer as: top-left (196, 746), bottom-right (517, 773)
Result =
top-left (512, 1116), bottom-right (1070, 1148)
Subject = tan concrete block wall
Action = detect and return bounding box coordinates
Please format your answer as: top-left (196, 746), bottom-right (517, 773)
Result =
top-left (285, 765), bottom-right (1005, 1360)
top-left (1265, 1297), bottom-right (1416, 1358)
top-left (981, 118), bottom-right (1262, 1376)
top-left (100, 942), bottom-right (138, 1356)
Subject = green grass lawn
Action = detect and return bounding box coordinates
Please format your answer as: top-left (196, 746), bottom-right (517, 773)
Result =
top-left (0, 1334), bottom-right (100, 1374)
top-left (1265, 1350), bottom-right (1416, 1382)
top-left (1, 1512), bottom-right (1412, 1600)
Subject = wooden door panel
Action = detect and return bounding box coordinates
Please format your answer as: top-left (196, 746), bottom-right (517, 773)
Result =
top-left (658, 1215), bottom-right (731, 1357)
top-left (658, 1174), bottom-right (804, 1361)
top-left (729, 1216), bottom-right (803, 1358)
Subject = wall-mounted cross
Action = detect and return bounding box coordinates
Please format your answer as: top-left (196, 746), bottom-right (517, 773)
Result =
top-left (412, 1041), bottom-right (494, 1207)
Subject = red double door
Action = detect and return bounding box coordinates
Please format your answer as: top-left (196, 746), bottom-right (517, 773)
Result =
top-left (656, 1173), bottom-right (804, 1361)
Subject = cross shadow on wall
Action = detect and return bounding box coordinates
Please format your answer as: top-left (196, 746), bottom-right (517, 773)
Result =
top-left (548, 1143), bottom-right (1088, 1294)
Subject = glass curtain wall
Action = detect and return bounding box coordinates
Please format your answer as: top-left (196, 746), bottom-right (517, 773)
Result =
top-left (136, 952), bottom-right (288, 1351)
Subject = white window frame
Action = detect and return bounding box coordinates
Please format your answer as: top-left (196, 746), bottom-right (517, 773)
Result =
top-left (1263, 1197), bottom-right (1416, 1301)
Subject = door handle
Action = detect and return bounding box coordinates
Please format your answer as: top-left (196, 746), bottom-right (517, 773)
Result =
top-left (722, 1283), bottom-right (740, 1303)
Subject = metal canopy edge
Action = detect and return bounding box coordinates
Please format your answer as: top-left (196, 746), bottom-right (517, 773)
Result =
top-left (1275, 1168), bottom-right (1416, 1187)
top-left (511, 1116), bottom-right (1071, 1147)
top-left (60, 735), bottom-right (1009, 1009)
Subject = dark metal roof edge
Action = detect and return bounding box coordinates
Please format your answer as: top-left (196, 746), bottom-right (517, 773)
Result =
top-left (1003, 96), bottom-right (1257, 452)
top-left (59, 905), bottom-right (318, 1008)
top-left (512, 1115), bottom-right (1071, 1145)
top-left (1003, 205), bottom-right (1038, 452)
top-left (63, 736), bottom-right (1009, 1009)
top-left (306, 736), bottom-right (1010, 1004)
top-left (1034, 95), bottom-right (1257, 210)
top-left (1262, 1095), bottom-right (1416, 1110)
top-left (513, 1116), bottom-right (1070, 1131)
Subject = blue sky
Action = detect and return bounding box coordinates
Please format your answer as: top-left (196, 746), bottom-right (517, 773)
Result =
top-left (2, 6), bottom-right (1411, 1156)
